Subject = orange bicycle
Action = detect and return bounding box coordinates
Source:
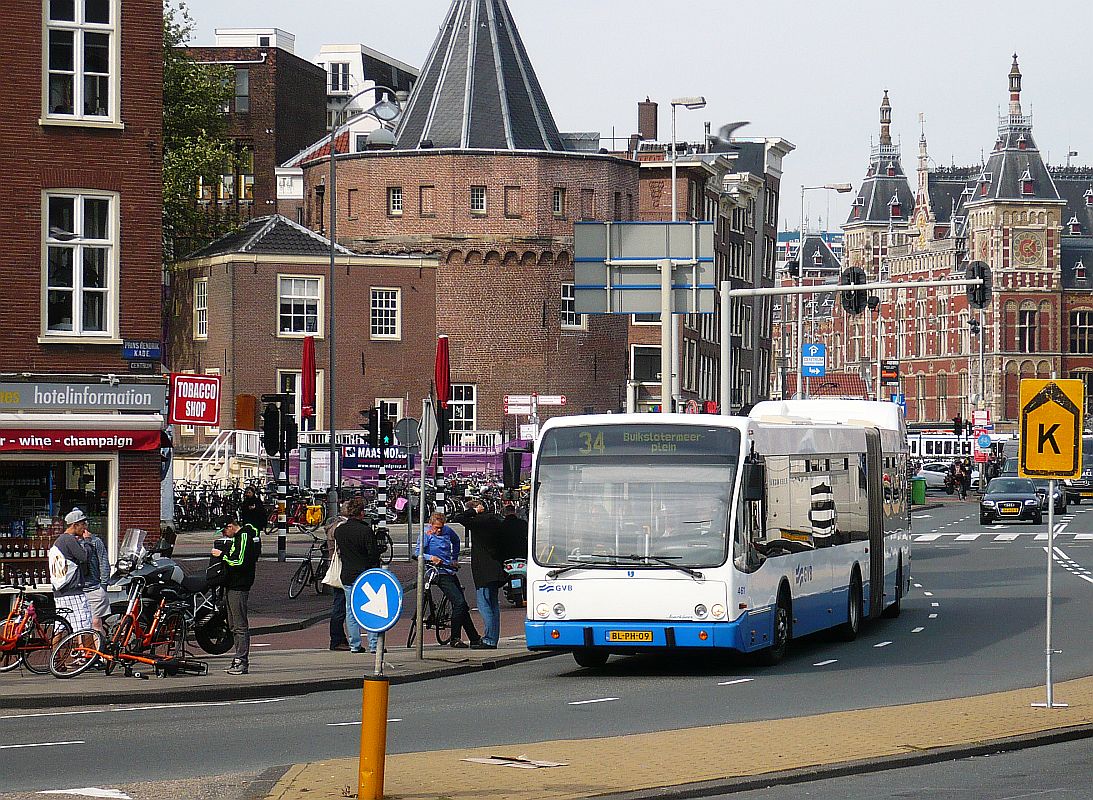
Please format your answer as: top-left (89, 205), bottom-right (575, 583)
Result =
top-left (1, 585), bottom-right (73, 674)
top-left (49, 559), bottom-right (202, 678)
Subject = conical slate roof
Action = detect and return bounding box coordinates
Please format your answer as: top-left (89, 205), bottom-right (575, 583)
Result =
top-left (394, 0), bottom-right (565, 151)
top-left (846, 92), bottom-right (915, 226)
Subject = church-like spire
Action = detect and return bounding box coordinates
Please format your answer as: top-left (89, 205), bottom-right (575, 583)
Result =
top-left (394, 0), bottom-right (564, 151)
top-left (879, 90), bottom-right (892, 146)
top-left (1008, 53), bottom-right (1023, 117)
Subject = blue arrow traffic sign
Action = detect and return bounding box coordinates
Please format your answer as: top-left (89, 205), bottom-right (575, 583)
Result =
top-left (350, 568), bottom-right (404, 633)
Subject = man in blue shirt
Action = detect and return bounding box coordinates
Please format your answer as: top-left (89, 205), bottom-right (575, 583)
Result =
top-left (415, 512), bottom-right (482, 648)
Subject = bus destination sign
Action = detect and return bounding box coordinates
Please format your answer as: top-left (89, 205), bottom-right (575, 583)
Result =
top-left (541, 425), bottom-right (739, 459)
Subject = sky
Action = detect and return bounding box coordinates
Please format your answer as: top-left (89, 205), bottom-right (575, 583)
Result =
top-left (179, 0), bottom-right (1093, 231)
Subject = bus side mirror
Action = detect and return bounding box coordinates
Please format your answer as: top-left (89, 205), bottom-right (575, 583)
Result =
top-left (742, 462), bottom-right (765, 502)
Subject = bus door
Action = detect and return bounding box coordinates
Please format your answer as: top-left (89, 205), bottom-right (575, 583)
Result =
top-left (865, 430), bottom-right (885, 618)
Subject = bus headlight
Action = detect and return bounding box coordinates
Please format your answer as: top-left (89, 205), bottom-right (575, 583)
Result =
top-left (553, 603), bottom-right (566, 618)
top-left (711, 604), bottom-right (726, 619)
top-left (536, 603), bottom-right (550, 618)
top-left (694, 604), bottom-right (708, 618)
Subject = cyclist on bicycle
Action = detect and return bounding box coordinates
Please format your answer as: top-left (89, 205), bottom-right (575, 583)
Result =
top-left (415, 512), bottom-right (482, 649)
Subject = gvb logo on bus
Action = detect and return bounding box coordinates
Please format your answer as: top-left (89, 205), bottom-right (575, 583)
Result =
top-left (169, 373), bottom-right (222, 427)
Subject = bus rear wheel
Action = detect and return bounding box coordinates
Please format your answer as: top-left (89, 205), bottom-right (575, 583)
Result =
top-left (573, 649), bottom-right (609, 669)
top-left (757, 594), bottom-right (791, 666)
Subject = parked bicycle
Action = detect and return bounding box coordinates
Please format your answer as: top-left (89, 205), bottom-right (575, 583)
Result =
top-left (0, 586), bottom-right (72, 674)
top-left (288, 531), bottom-right (331, 598)
top-left (405, 564), bottom-right (453, 647)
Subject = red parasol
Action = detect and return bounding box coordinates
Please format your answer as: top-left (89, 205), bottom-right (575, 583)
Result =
top-left (434, 334), bottom-right (450, 410)
top-left (301, 335), bottom-right (316, 424)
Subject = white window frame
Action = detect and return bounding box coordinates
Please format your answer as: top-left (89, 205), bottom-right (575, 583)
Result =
top-left (552, 187), bottom-right (566, 216)
top-left (193, 277), bottom-right (208, 340)
top-left (329, 61), bottom-right (350, 93)
top-left (369, 287), bottom-right (401, 340)
top-left (42, 0), bottom-right (121, 127)
top-left (560, 282), bottom-right (585, 330)
top-left (387, 186), bottom-right (403, 216)
top-left (1018, 309), bottom-right (1037, 353)
top-left (448, 384), bottom-right (477, 432)
top-left (277, 275), bottom-right (324, 338)
top-left (41, 189), bottom-right (120, 343)
top-left (470, 186), bottom-right (487, 215)
top-left (277, 369), bottom-right (326, 430)
top-left (376, 398), bottom-right (402, 428)
top-left (632, 313), bottom-right (661, 326)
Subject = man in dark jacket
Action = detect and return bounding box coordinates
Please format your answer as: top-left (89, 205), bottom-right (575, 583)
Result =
top-left (211, 520), bottom-right (261, 674)
top-left (452, 500), bottom-right (507, 649)
top-left (335, 498), bottom-right (381, 653)
top-left (501, 501), bottom-right (528, 560)
top-left (239, 486), bottom-right (268, 533)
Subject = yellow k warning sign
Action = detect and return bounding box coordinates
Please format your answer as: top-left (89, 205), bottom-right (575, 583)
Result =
top-left (1019, 379), bottom-right (1084, 479)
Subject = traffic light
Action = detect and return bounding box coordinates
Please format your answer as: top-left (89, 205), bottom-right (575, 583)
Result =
top-left (262, 403), bottom-right (280, 456)
top-left (969, 318), bottom-right (981, 335)
top-left (965, 420), bottom-right (973, 437)
top-left (379, 413), bottom-right (394, 448)
top-left (786, 260), bottom-right (800, 278)
top-left (839, 267), bottom-right (869, 315)
top-left (966, 261), bottom-right (992, 309)
top-left (283, 414), bottom-right (298, 454)
top-left (952, 415), bottom-right (963, 436)
top-left (366, 407), bottom-right (381, 449)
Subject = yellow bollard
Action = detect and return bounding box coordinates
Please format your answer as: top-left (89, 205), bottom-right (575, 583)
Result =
top-left (359, 676), bottom-right (390, 800)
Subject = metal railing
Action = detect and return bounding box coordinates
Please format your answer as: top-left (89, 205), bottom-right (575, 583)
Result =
top-left (186, 430), bottom-right (265, 482)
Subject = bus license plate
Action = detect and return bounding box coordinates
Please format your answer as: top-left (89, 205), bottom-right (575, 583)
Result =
top-left (607, 630), bottom-right (653, 643)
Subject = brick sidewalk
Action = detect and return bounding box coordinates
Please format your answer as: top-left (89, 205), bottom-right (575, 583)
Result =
top-left (267, 676), bottom-right (1093, 800)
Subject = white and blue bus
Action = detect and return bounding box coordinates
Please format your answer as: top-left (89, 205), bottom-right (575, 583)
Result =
top-left (525, 399), bottom-right (911, 668)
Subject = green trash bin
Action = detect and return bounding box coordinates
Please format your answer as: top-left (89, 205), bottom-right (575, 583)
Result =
top-left (911, 477), bottom-right (927, 505)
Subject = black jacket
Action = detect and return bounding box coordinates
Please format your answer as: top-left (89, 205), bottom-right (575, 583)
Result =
top-left (502, 513), bottom-right (528, 559)
top-left (222, 524), bottom-right (262, 591)
top-left (452, 507), bottom-right (507, 587)
top-left (335, 517), bottom-right (381, 586)
top-left (240, 494), bottom-right (267, 532)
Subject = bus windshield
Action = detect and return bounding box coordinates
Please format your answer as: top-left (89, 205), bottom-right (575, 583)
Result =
top-left (533, 424), bottom-right (739, 569)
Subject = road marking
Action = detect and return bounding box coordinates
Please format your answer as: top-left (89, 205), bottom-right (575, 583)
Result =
top-left (992, 525), bottom-right (1006, 530)
top-left (913, 583), bottom-right (922, 588)
top-left (929, 613), bottom-right (938, 619)
top-left (327, 719), bottom-right (402, 726)
top-left (873, 641), bottom-right (892, 648)
top-left (911, 627), bottom-right (925, 633)
top-left (931, 602), bottom-right (940, 607)
top-left (0, 740), bottom-right (84, 750)
top-left (913, 534), bottom-right (941, 541)
top-left (912, 515), bottom-right (931, 519)
top-left (37, 790), bottom-right (131, 799)
top-left (717, 678), bottom-right (755, 686)
top-left (923, 591), bottom-right (933, 596)
top-left (955, 534), bottom-right (981, 541)
top-left (252, 643), bottom-right (272, 648)
top-left (994, 532), bottom-right (1020, 541)
top-left (813, 659), bottom-right (837, 666)
top-left (1076, 534), bottom-right (1093, 540)
top-left (0, 697), bottom-right (284, 721)
top-left (569, 697), bottom-right (619, 705)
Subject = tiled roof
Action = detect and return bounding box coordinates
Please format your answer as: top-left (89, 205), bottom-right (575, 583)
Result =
top-left (1052, 167), bottom-right (1093, 236)
top-left (1061, 236), bottom-right (1093, 290)
top-left (785, 372), bottom-right (870, 400)
top-left (393, 0), bottom-right (564, 151)
top-left (185, 215), bottom-right (353, 260)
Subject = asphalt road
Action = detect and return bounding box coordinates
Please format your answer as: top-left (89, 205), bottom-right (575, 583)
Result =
top-left (3, 499), bottom-right (1092, 793)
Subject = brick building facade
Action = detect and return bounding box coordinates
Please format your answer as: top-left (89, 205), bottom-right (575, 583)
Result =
top-left (0, 0), bottom-right (166, 573)
top-left (184, 29), bottom-right (327, 223)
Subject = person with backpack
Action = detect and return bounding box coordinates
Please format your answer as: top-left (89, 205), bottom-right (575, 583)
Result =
top-left (49, 509), bottom-right (94, 632)
top-left (335, 498), bottom-right (383, 653)
top-left (211, 519), bottom-right (262, 674)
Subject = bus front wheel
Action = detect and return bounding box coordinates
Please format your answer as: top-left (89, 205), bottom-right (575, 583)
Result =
top-left (573, 649), bottom-right (609, 669)
top-left (757, 594), bottom-right (791, 666)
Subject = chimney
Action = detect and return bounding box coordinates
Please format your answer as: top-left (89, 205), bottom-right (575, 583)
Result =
top-left (638, 97), bottom-right (658, 141)
top-left (628, 133), bottom-right (641, 157)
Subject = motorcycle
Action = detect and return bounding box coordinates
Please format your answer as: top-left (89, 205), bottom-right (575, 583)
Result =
top-left (107, 529), bottom-right (232, 655)
top-left (503, 558), bottom-right (526, 606)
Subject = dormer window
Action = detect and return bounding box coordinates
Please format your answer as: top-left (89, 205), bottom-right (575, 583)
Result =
top-left (886, 162), bottom-right (896, 177)
top-left (1021, 169), bottom-right (1034, 195)
top-left (1076, 260), bottom-right (1086, 281)
top-left (889, 195), bottom-right (902, 219)
top-left (995, 138), bottom-right (1003, 151)
top-left (1070, 216), bottom-right (1081, 235)
top-left (1018, 135), bottom-right (1028, 150)
top-left (1084, 187), bottom-right (1093, 206)
top-left (813, 250), bottom-right (824, 266)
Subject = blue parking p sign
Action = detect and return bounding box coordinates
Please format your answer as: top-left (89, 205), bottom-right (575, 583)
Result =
top-left (801, 343), bottom-right (826, 377)
top-left (350, 568), bottom-right (403, 633)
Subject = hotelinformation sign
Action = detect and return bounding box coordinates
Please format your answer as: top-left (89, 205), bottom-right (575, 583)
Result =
top-left (0, 381), bottom-right (167, 412)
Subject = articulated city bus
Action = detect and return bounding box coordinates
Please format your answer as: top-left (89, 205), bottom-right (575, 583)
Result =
top-left (525, 400), bottom-right (911, 668)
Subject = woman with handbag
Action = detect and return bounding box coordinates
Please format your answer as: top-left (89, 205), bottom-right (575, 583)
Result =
top-left (323, 504), bottom-right (349, 651)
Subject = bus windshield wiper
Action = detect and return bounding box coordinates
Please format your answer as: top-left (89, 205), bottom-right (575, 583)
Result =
top-left (617, 554), bottom-right (704, 580)
top-left (546, 559), bottom-right (608, 579)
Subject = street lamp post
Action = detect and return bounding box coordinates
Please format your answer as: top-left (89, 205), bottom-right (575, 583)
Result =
top-left (798, 183), bottom-right (853, 398)
top-left (668, 96), bottom-right (705, 413)
top-left (325, 85), bottom-right (405, 517)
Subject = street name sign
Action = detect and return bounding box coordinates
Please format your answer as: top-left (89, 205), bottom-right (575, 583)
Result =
top-left (1018, 379), bottom-right (1084, 479)
top-left (350, 568), bottom-right (404, 633)
top-left (504, 394), bottom-right (533, 415)
top-left (801, 343), bottom-right (826, 377)
top-left (535, 394), bottom-right (566, 406)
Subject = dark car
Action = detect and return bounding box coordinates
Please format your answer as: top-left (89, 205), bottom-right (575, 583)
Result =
top-left (1031, 479), bottom-right (1067, 514)
top-left (980, 478), bottom-right (1043, 524)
